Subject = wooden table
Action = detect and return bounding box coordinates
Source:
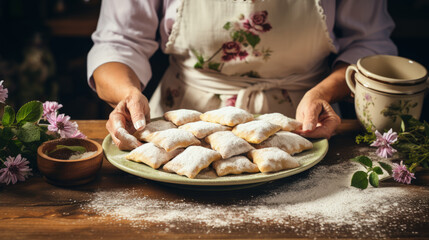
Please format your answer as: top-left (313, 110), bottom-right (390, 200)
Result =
top-left (1, 120), bottom-right (428, 239)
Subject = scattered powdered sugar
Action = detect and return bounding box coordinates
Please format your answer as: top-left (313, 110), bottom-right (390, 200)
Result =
top-left (84, 160), bottom-right (429, 238)
top-left (68, 151), bottom-right (97, 160)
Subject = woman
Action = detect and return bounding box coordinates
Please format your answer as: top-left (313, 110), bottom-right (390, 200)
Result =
top-left (88, 0), bottom-right (397, 150)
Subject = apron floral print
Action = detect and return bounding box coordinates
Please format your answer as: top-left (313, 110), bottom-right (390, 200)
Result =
top-left (193, 10), bottom-right (273, 77)
top-left (149, 0), bottom-right (335, 118)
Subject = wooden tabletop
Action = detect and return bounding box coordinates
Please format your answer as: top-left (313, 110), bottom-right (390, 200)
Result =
top-left (1, 120), bottom-right (428, 239)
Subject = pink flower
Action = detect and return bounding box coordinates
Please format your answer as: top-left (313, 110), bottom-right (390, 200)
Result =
top-left (392, 161), bottom-right (415, 184)
top-left (370, 129), bottom-right (398, 158)
top-left (43, 101), bottom-right (63, 119)
top-left (0, 80), bottom-right (8, 103)
top-left (71, 130), bottom-right (86, 139)
top-left (222, 41), bottom-right (248, 61)
top-left (47, 113), bottom-right (79, 138)
top-left (225, 95), bottom-right (237, 107)
top-left (0, 154), bottom-right (32, 185)
top-left (238, 51), bottom-right (248, 60)
top-left (242, 11), bottom-right (272, 34)
top-left (365, 93), bottom-right (372, 102)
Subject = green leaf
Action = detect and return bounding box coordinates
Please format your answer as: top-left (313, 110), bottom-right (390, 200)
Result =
top-left (0, 127), bottom-right (14, 149)
top-left (47, 145), bottom-right (86, 155)
top-left (351, 171), bottom-right (368, 189)
top-left (369, 172), bottom-right (379, 188)
top-left (400, 114), bottom-right (419, 132)
top-left (372, 166), bottom-right (383, 175)
top-left (0, 127), bottom-right (14, 141)
top-left (208, 62), bottom-right (220, 71)
top-left (232, 31), bottom-right (241, 41)
top-left (355, 128), bottom-right (376, 145)
top-left (400, 119), bottom-right (406, 133)
top-left (17, 122), bottom-right (41, 142)
top-left (16, 101), bottom-right (43, 125)
top-left (243, 32), bottom-right (260, 48)
top-left (197, 55), bottom-right (204, 64)
top-left (379, 162), bottom-right (393, 175)
top-left (223, 22), bottom-right (231, 30)
top-left (2, 105), bottom-right (15, 126)
top-left (424, 121), bottom-right (429, 137)
top-left (351, 155), bottom-right (372, 168)
top-left (194, 62), bottom-right (203, 69)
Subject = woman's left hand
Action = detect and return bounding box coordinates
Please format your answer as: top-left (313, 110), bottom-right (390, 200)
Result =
top-left (295, 62), bottom-right (349, 139)
top-left (295, 91), bottom-right (341, 139)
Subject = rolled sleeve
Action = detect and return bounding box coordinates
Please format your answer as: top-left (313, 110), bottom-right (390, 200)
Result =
top-left (333, 0), bottom-right (398, 66)
top-left (87, 0), bottom-right (160, 91)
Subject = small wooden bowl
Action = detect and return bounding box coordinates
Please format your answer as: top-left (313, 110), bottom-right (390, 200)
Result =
top-left (37, 138), bottom-right (103, 186)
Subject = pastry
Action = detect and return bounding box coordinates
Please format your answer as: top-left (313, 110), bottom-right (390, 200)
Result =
top-left (200, 106), bottom-right (253, 127)
top-left (212, 156), bottom-right (259, 176)
top-left (133, 120), bottom-right (176, 142)
top-left (205, 131), bottom-right (254, 159)
top-left (126, 143), bottom-right (182, 169)
top-left (163, 146), bottom-right (222, 178)
top-left (164, 109), bottom-right (202, 126)
top-left (179, 121), bottom-right (231, 139)
top-left (232, 120), bottom-right (281, 144)
top-left (256, 113), bottom-right (302, 131)
top-left (146, 128), bottom-right (200, 152)
top-left (195, 167), bottom-right (219, 179)
top-left (248, 147), bottom-right (300, 173)
top-left (255, 131), bottom-right (313, 155)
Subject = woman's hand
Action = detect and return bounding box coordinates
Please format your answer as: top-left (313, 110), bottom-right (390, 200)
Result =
top-left (295, 62), bottom-right (349, 139)
top-left (106, 89), bottom-right (150, 150)
top-left (92, 62), bottom-right (150, 150)
top-left (295, 91), bottom-right (341, 139)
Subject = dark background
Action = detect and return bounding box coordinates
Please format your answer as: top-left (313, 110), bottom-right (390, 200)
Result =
top-left (0, 0), bottom-right (428, 121)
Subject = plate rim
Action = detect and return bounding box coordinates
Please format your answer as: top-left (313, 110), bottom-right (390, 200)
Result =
top-left (102, 134), bottom-right (329, 186)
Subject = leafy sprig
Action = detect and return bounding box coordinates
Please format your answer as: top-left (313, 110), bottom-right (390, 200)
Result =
top-left (355, 126), bottom-right (376, 145)
top-left (352, 114), bottom-right (429, 189)
top-left (350, 156), bottom-right (392, 189)
top-left (395, 115), bottom-right (429, 171)
top-left (0, 101), bottom-right (56, 169)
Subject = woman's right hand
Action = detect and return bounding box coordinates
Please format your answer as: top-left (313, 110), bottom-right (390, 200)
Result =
top-left (106, 89), bottom-right (151, 150)
top-left (92, 62), bottom-right (150, 151)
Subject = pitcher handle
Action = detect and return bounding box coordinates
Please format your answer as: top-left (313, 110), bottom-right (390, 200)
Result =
top-left (345, 64), bottom-right (358, 94)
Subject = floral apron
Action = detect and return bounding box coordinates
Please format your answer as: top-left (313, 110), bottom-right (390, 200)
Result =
top-left (149, 0), bottom-right (337, 118)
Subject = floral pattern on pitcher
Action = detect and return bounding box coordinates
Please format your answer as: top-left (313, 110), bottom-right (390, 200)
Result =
top-left (359, 93), bottom-right (376, 130)
top-left (193, 11), bottom-right (273, 76)
top-left (381, 100), bottom-right (418, 122)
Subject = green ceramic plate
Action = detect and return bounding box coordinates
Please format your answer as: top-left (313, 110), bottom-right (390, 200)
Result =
top-left (102, 134), bottom-right (328, 187)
